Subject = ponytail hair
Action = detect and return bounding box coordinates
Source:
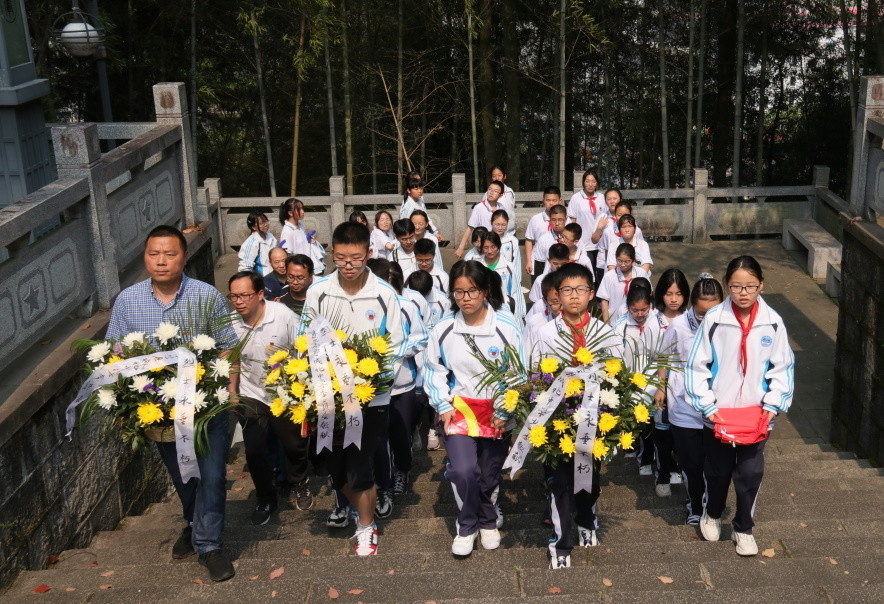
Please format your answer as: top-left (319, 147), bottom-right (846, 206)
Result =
top-left (690, 272), bottom-right (724, 305)
top-left (626, 277), bottom-right (653, 307)
top-left (448, 260), bottom-right (504, 311)
top-left (724, 255), bottom-right (764, 284)
top-left (279, 198), bottom-right (303, 225)
top-left (615, 242), bottom-right (636, 262)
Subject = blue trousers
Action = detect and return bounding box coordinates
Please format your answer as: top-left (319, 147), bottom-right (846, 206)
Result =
top-left (443, 433), bottom-right (509, 536)
top-left (156, 410), bottom-right (229, 554)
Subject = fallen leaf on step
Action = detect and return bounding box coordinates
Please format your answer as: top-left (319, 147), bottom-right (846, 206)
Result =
top-left (248, 576), bottom-right (259, 581)
top-left (387, 570), bottom-right (395, 575)
top-left (837, 526), bottom-right (844, 531)
top-left (33, 584), bottom-right (51, 594)
top-left (789, 493), bottom-right (795, 497)
top-left (269, 566), bottom-right (285, 580)
top-left (761, 549), bottom-right (775, 558)
top-left (602, 578), bottom-right (613, 587)
top-left (799, 523), bottom-right (808, 528)
top-left (759, 561), bottom-right (767, 565)
top-left (100, 570), bottom-right (115, 577)
top-left (271, 590), bottom-right (278, 598)
top-left (90, 562), bottom-right (98, 567)
top-left (99, 585), bottom-right (112, 590)
top-left (233, 487), bottom-right (243, 491)
top-left (192, 579), bottom-right (204, 585)
top-left (827, 557), bottom-right (838, 565)
top-left (47, 555), bottom-right (59, 564)
top-left (657, 576), bottom-right (674, 584)
top-left (347, 589), bottom-right (364, 595)
top-left (548, 587), bottom-right (562, 594)
top-left (65, 588), bottom-right (76, 592)
top-left (301, 549), bottom-right (311, 556)
top-left (239, 474), bottom-right (247, 479)
top-left (328, 587), bottom-right (339, 599)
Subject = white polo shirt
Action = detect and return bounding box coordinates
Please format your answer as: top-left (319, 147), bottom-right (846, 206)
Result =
top-left (234, 300), bottom-right (301, 404)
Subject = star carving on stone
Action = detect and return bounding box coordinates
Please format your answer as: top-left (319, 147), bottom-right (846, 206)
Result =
top-left (22, 282), bottom-right (41, 313)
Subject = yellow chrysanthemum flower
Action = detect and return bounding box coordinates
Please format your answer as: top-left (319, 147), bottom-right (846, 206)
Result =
top-left (618, 431), bottom-right (635, 450)
top-left (559, 434), bottom-right (576, 456)
top-left (327, 362), bottom-right (336, 378)
top-left (294, 334), bottom-right (309, 353)
top-left (284, 357), bottom-right (309, 376)
top-left (552, 419), bottom-right (570, 433)
top-left (289, 382), bottom-right (306, 399)
top-left (335, 329), bottom-right (347, 342)
top-left (502, 389), bottom-right (520, 412)
top-left (528, 425), bottom-right (548, 447)
top-left (290, 405), bottom-right (307, 424)
top-left (598, 412), bottom-right (619, 434)
top-left (150, 365), bottom-right (166, 373)
top-left (593, 437), bottom-right (610, 460)
top-left (634, 404), bottom-right (651, 424)
top-left (369, 336), bottom-right (389, 355)
top-left (564, 378), bottom-right (584, 398)
top-left (355, 357), bottom-right (380, 377)
top-left (331, 378), bottom-right (341, 393)
top-left (539, 357), bottom-right (560, 374)
top-left (168, 406), bottom-right (176, 420)
top-left (574, 347), bottom-right (594, 365)
top-left (631, 372), bottom-right (649, 388)
top-left (136, 403), bottom-right (164, 425)
top-left (195, 362), bottom-right (206, 382)
top-left (265, 368), bottom-right (282, 385)
top-left (105, 355), bottom-right (124, 365)
top-left (267, 349), bottom-right (290, 365)
top-left (354, 383), bottom-right (376, 403)
top-left (604, 359), bottom-right (623, 377)
top-left (344, 349), bottom-right (359, 367)
top-left (270, 398), bottom-right (286, 417)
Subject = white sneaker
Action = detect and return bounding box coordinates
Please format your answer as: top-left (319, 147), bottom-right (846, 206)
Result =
top-left (699, 510), bottom-right (721, 542)
top-left (655, 483), bottom-right (672, 497)
top-left (549, 554), bottom-right (571, 569)
top-left (451, 532), bottom-right (477, 556)
top-left (732, 530), bottom-right (758, 556)
top-left (670, 472), bottom-right (683, 485)
top-left (479, 528), bottom-right (500, 550)
top-left (352, 524), bottom-right (378, 556)
top-left (426, 428), bottom-right (441, 450)
top-left (577, 525), bottom-right (599, 547)
top-left (623, 452), bottom-right (636, 458)
top-left (639, 464), bottom-right (654, 476)
top-left (495, 503), bottom-right (504, 529)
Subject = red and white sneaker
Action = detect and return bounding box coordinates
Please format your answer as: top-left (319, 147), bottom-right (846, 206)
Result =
top-left (353, 524), bottom-right (379, 556)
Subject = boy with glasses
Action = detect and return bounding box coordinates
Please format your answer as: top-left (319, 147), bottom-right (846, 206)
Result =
top-left (414, 238), bottom-right (449, 294)
top-left (391, 219), bottom-right (419, 280)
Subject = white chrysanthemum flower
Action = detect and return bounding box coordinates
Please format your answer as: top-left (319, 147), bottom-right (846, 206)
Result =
top-left (129, 375), bottom-right (152, 393)
top-left (191, 334), bottom-right (216, 352)
top-left (211, 358), bottom-right (232, 379)
top-left (193, 390), bottom-right (208, 412)
top-left (572, 407), bottom-right (587, 425)
top-left (215, 386), bottom-right (229, 404)
top-left (600, 388), bottom-right (620, 409)
top-left (121, 332), bottom-right (146, 348)
top-left (96, 388), bottom-right (117, 410)
top-left (87, 341), bottom-right (111, 363)
top-left (158, 379), bottom-right (179, 401)
top-left (605, 376), bottom-right (620, 388)
top-left (153, 322), bottom-right (180, 345)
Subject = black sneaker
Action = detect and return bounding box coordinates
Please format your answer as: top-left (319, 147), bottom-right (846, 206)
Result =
top-left (375, 489), bottom-right (393, 519)
top-left (172, 526), bottom-right (194, 559)
top-left (294, 481), bottom-right (314, 511)
top-left (251, 501), bottom-right (277, 526)
top-left (392, 470), bottom-right (409, 495)
top-left (198, 549), bottom-right (235, 582)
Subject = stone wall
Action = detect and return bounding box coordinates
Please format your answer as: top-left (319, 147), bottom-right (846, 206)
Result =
top-left (830, 220), bottom-right (884, 465)
top-left (0, 228), bottom-right (217, 590)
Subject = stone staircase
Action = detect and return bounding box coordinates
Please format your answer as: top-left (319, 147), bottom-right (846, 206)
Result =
top-left (4, 418), bottom-right (884, 603)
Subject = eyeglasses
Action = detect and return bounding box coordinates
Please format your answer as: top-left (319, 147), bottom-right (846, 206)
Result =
top-left (333, 257), bottom-right (367, 268)
top-left (481, 246), bottom-right (499, 252)
top-left (286, 275), bottom-right (310, 282)
top-left (226, 292), bottom-right (257, 302)
top-left (397, 237), bottom-right (415, 244)
top-left (452, 288), bottom-right (482, 299)
top-left (558, 285), bottom-right (592, 296)
top-left (728, 284), bottom-right (760, 294)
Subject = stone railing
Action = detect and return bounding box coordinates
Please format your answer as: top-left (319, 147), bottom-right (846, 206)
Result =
top-left (216, 167), bottom-right (844, 251)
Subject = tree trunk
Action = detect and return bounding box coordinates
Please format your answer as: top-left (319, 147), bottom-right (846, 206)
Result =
top-left (694, 0), bottom-right (709, 168)
top-left (867, 0), bottom-right (884, 73)
top-left (731, 0), bottom-right (745, 190)
top-left (252, 9), bottom-right (277, 197)
top-left (478, 0), bottom-right (496, 175)
top-left (658, 0), bottom-right (670, 190)
top-left (397, 0), bottom-right (404, 176)
top-left (502, 0), bottom-right (521, 189)
top-left (467, 9), bottom-right (481, 192)
top-left (341, 0), bottom-right (354, 194)
top-left (190, 0), bottom-right (198, 179)
top-left (558, 0), bottom-right (566, 190)
top-left (711, 0), bottom-right (737, 186)
top-left (684, 0), bottom-right (696, 186)
top-left (839, 0), bottom-right (857, 197)
top-left (324, 36), bottom-right (339, 177)
top-left (754, 16), bottom-right (768, 186)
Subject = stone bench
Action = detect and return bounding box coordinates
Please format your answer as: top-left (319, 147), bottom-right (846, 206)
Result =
top-left (826, 261), bottom-right (842, 298)
top-left (782, 218), bottom-right (841, 279)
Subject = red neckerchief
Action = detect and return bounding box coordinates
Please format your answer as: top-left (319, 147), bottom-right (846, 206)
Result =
top-left (585, 193), bottom-right (598, 215)
top-left (731, 300), bottom-right (759, 375)
top-left (546, 218), bottom-right (554, 231)
top-left (622, 278), bottom-right (632, 295)
top-left (565, 311), bottom-right (591, 355)
top-left (631, 323), bottom-right (645, 335)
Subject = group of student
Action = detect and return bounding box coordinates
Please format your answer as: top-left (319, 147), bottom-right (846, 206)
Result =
top-left (232, 169), bottom-right (795, 569)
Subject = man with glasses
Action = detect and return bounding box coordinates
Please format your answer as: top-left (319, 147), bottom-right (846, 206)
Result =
top-left (105, 225), bottom-right (239, 582)
top-left (279, 254), bottom-right (314, 319)
top-left (229, 270), bottom-right (313, 522)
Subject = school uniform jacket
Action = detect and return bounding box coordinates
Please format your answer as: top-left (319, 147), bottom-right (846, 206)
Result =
top-left (610, 308), bottom-right (669, 375)
top-left (392, 293), bottom-right (429, 396)
top-left (238, 231), bottom-right (278, 275)
top-left (532, 315), bottom-right (623, 367)
top-left (280, 221), bottom-right (325, 274)
top-left (391, 247), bottom-right (419, 281)
top-left (400, 196), bottom-right (440, 235)
top-left (663, 309), bottom-right (705, 430)
top-left (480, 256), bottom-right (526, 322)
top-left (685, 296), bottom-right (795, 420)
top-left (370, 227), bottom-right (396, 260)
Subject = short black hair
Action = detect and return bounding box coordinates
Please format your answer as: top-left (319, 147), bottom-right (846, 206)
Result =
top-left (246, 211), bottom-right (269, 231)
top-left (541, 271), bottom-right (559, 300)
top-left (228, 270), bottom-right (264, 292)
top-left (626, 277), bottom-right (653, 306)
top-left (331, 221), bottom-right (370, 248)
top-left (549, 204), bottom-right (567, 216)
top-left (563, 223), bottom-right (582, 240)
top-left (552, 262), bottom-right (594, 291)
top-left (285, 253), bottom-right (314, 274)
top-left (548, 243), bottom-right (570, 261)
top-left (543, 186), bottom-right (561, 197)
top-left (471, 226), bottom-right (488, 244)
top-left (366, 257), bottom-right (392, 281)
top-left (615, 200), bottom-right (633, 213)
top-left (145, 225), bottom-right (187, 252)
top-left (414, 238), bottom-right (437, 256)
top-left (392, 219), bottom-right (415, 237)
top-left (405, 269), bottom-right (432, 296)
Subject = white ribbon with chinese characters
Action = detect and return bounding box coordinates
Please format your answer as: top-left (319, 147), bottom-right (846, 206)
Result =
top-left (503, 365), bottom-right (601, 493)
top-left (306, 317), bottom-right (362, 453)
top-left (65, 347), bottom-right (200, 482)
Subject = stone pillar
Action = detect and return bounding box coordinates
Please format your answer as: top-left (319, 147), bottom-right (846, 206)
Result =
top-left (329, 176), bottom-right (346, 231)
top-left (452, 173), bottom-right (467, 243)
top-left (52, 123), bottom-right (120, 309)
top-left (572, 170), bottom-right (583, 195)
top-left (848, 76), bottom-right (884, 219)
top-left (691, 169), bottom-right (709, 243)
top-left (153, 83), bottom-right (198, 225)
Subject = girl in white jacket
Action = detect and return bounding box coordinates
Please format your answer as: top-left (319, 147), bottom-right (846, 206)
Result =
top-left (686, 255), bottom-right (795, 557)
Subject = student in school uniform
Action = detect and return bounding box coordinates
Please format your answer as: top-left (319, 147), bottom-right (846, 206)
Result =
top-left (406, 270), bottom-right (450, 330)
top-left (279, 198), bottom-right (325, 275)
top-left (463, 227), bottom-right (488, 262)
top-left (605, 215), bottom-right (652, 273)
top-left (485, 166), bottom-right (517, 236)
top-left (592, 199), bottom-right (643, 285)
top-left (455, 181), bottom-right (506, 259)
top-left (300, 222), bottom-right (406, 557)
top-left (370, 210), bottom-right (397, 260)
top-left (557, 223), bottom-right (595, 271)
top-left (423, 260), bottom-right (523, 557)
top-left (391, 219), bottom-right (420, 280)
top-left (528, 243), bottom-right (571, 304)
top-left (596, 243), bottom-right (652, 324)
top-left (524, 272), bottom-right (561, 360)
top-left (524, 187), bottom-right (563, 279)
top-left (410, 209), bottom-right (444, 271)
top-left (687, 256), bottom-right (794, 557)
top-left (400, 179), bottom-right (443, 243)
top-left (238, 211), bottom-right (278, 275)
top-left (491, 209), bottom-right (523, 279)
top-left (531, 263), bottom-right (623, 567)
top-left (566, 169), bottom-right (607, 268)
top-left (477, 231), bottom-right (526, 322)
top-left (414, 238), bottom-right (449, 294)
top-left (659, 274), bottom-right (724, 525)
top-left (531, 205), bottom-right (568, 274)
